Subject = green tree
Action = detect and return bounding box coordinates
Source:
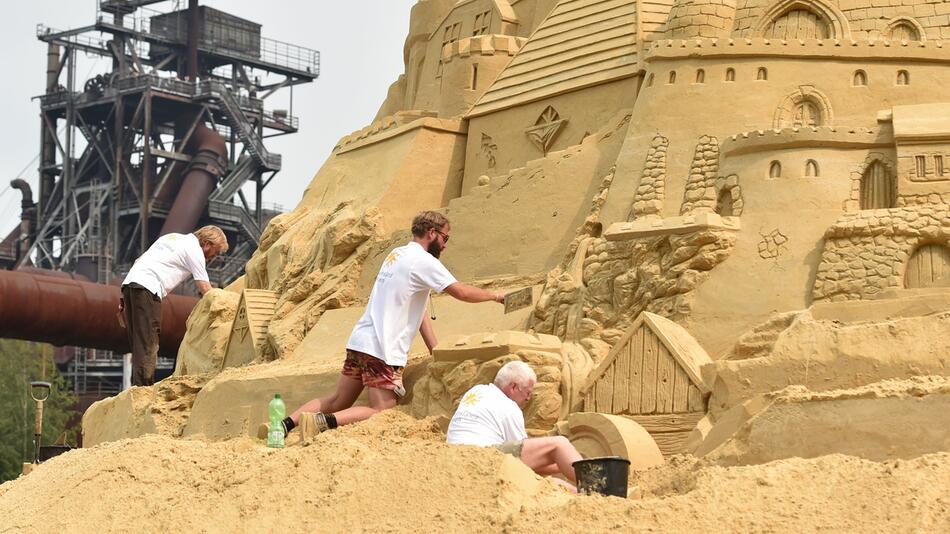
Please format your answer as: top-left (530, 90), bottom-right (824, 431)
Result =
top-left (0, 339), bottom-right (79, 483)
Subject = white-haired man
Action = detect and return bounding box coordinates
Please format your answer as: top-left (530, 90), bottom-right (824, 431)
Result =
top-left (447, 361), bottom-right (583, 489)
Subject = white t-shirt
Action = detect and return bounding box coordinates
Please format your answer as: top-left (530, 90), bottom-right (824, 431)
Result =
top-left (122, 233), bottom-right (209, 299)
top-left (346, 241), bottom-right (457, 367)
top-left (446, 383), bottom-right (528, 447)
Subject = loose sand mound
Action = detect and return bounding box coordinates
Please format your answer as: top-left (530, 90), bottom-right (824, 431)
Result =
top-left (2, 410), bottom-right (949, 533)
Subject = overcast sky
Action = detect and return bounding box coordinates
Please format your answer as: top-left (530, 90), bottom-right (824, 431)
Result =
top-left (0, 0), bottom-right (416, 235)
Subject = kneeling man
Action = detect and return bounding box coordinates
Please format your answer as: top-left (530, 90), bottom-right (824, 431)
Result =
top-left (446, 361), bottom-right (583, 489)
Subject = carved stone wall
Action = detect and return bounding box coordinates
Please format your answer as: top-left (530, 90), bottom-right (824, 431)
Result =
top-left (664, 0), bottom-right (737, 39)
top-left (680, 135), bottom-right (720, 214)
top-left (813, 206), bottom-right (950, 301)
top-left (631, 134), bottom-right (669, 219)
top-left (532, 228), bottom-right (736, 356)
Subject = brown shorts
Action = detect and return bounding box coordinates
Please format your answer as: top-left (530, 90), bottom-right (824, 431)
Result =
top-left (342, 349), bottom-right (404, 393)
top-left (495, 440), bottom-right (524, 458)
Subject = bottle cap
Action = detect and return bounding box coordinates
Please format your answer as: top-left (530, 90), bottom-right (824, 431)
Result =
top-left (274, 393), bottom-right (281, 399)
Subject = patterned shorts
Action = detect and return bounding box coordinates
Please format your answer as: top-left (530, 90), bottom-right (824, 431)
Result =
top-left (342, 349), bottom-right (405, 393)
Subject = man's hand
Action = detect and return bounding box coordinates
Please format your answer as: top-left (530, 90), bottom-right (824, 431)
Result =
top-left (118, 297), bottom-right (124, 313)
top-left (444, 283), bottom-right (506, 304)
top-left (196, 280), bottom-right (213, 295)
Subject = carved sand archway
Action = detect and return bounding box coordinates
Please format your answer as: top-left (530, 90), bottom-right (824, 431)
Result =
top-left (755, 0), bottom-right (850, 39)
top-left (773, 86), bottom-right (833, 129)
top-left (885, 17), bottom-right (925, 42)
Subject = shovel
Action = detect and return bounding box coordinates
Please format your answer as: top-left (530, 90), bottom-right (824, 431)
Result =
top-left (30, 381), bottom-right (51, 465)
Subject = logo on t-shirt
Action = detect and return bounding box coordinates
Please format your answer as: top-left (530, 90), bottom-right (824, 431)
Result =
top-left (462, 391), bottom-right (480, 406)
top-left (384, 250), bottom-right (400, 267)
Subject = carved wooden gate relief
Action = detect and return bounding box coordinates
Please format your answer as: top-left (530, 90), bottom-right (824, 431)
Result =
top-left (581, 312), bottom-right (712, 455)
top-left (905, 244), bottom-right (950, 288)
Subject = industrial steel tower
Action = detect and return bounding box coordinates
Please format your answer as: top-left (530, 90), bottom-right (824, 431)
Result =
top-left (0, 0), bottom-right (319, 400)
top-left (3, 0), bottom-right (318, 284)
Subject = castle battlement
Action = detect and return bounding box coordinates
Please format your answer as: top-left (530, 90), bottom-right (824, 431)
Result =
top-left (644, 37), bottom-right (950, 62)
top-left (722, 126), bottom-right (891, 156)
top-left (441, 34), bottom-right (526, 63)
top-left (334, 110), bottom-right (440, 151)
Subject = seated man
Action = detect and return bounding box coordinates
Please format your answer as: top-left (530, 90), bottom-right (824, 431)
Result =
top-left (446, 361), bottom-right (583, 490)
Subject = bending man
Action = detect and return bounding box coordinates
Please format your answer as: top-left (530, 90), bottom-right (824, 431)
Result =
top-left (120, 225), bottom-right (229, 386)
top-left (446, 361), bottom-right (583, 489)
top-left (262, 210), bottom-right (505, 439)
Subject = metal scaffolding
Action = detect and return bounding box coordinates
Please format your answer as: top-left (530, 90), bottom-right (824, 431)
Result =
top-left (4, 0), bottom-right (319, 398)
top-left (22, 0), bottom-right (319, 285)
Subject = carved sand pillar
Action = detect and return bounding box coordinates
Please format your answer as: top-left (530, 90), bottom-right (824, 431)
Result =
top-left (630, 134), bottom-right (668, 220)
top-left (680, 135), bottom-right (719, 214)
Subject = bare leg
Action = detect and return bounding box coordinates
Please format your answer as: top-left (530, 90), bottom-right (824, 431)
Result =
top-left (289, 374), bottom-right (364, 424)
top-left (332, 386), bottom-right (397, 425)
top-left (519, 436), bottom-right (583, 483)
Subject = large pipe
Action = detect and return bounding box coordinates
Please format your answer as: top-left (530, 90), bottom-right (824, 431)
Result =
top-left (0, 269), bottom-right (199, 358)
top-left (10, 179), bottom-right (37, 263)
top-left (159, 123), bottom-right (227, 235)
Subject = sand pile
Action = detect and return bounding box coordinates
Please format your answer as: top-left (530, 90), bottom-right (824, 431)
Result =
top-left (2, 410), bottom-right (949, 533)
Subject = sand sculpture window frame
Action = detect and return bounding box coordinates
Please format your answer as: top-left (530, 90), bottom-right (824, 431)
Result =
top-left (857, 157), bottom-right (896, 210)
top-left (769, 160), bottom-right (782, 179)
top-left (754, 0), bottom-right (850, 40)
top-left (695, 69), bottom-right (705, 84)
top-left (904, 243), bottom-right (950, 289)
top-left (885, 17), bottom-right (925, 42)
top-left (897, 70), bottom-right (910, 86)
top-left (668, 70), bottom-right (677, 84)
top-left (757, 67), bottom-right (768, 81)
top-left (725, 68), bottom-right (735, 82)
top-left (773, 86), bottom-right (833, 129)
top-left (852, 70), bottom-right (867, 87)
top-left (805, 159), bottom-right (820, 177)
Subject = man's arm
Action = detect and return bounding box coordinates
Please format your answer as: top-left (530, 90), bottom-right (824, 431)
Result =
top-left (195, 280), bottom-right (213, 295)
top-left (443, 282), bottom-right (505, 304)
top-left (419, 313), bottom-right (437, 354)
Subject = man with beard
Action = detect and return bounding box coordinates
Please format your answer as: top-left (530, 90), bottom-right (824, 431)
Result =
top-left (261, 210), bottom-right (505, 439)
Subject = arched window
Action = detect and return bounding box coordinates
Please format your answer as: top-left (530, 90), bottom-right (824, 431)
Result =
top-left (805, 159), bottom-right (819, 177)
top-left (764, 8), bottom-right (832, 39)
top-left (769, 161), bottom-right (782, 178)
top-left (757, 67), bottom-right (768, 80)
top-left (647, 73), bottom-right (654, 87)
top-left (725, 68), bottom-right (735, 82)
top-left (716, 189), bottom-right (734, 216)
top-left (791, 100), bottom-right (820, 127)
top-left (852, 70), bottom-right (867, 86)
top-left (668, 71), bottom-right (677, 84)
top-left (860, 160), bottom-right (895, 209)
top-left (905, 244), bottom-right (950, 288)
top-left (897, 70), bottom-right (910, 85)
top-left (887, 21), bottom-right (921, 42)
top-left (695, 69), bottom-right (705, 83)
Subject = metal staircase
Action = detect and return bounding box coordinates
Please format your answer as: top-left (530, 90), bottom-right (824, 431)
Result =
top-left (197, 80), bottom-right (281, 171)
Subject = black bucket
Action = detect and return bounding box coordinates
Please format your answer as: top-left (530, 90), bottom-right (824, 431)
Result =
top-left (39, 445), bottom-right (72, 462)
top-left (573, 456), bottom-right (631, 497)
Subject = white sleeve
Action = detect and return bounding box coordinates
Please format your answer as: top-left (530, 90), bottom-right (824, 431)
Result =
top-left (183, 240), bottom-right (210, 282)
top-left (499, 405), bottom-right (528, 442)
top-left (411, 255), bottom-right (457, 293)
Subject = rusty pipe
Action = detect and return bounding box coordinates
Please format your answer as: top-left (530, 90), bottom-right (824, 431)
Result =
top-left (0, 269), bottom-right (198, 358)
top-left (159, 123), bottom-right (227, 236)
top-left (11, 179), bottom-right (37, 263)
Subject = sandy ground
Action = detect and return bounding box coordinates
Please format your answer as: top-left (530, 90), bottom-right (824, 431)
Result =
top-left (1, 410), bottom-right (948, 533)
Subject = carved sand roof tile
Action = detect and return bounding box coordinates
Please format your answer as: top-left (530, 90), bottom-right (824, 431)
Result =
top-left (467, 0), bottom-right (642, 117)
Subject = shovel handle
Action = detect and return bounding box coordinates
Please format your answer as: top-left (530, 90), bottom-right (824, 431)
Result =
top-left (34, 400), bottom-right (44, 436)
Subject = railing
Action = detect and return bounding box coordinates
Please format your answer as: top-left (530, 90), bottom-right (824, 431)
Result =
top-left (94, 3), bottom-right (320, 75)
top-left (210, 155), bottom-right (256, 202)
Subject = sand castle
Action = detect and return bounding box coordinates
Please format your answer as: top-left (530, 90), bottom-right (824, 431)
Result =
top-left (81, 0), bottom-right (950, 469)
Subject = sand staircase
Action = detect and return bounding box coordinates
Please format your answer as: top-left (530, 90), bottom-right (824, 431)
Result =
top-left (725, 311), bottom-right (800, 360)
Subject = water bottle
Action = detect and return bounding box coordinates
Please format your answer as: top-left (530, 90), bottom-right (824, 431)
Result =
top-left (266, 393), bottom-right (286, 448)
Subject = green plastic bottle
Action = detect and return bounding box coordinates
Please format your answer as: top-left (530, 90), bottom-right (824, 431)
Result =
top-left (267, 393), bottom-right (286, 448)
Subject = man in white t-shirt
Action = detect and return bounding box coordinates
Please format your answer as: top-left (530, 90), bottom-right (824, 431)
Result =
top-left (119, 225), bottom-right (229, 386)
top-left (447, 361), bottom-right (583, 489)
top-left (262, 211), bottom-right (505, 439)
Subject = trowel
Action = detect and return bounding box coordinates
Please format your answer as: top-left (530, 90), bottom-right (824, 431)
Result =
top-left (503, 287), bottom-right (534, 314)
